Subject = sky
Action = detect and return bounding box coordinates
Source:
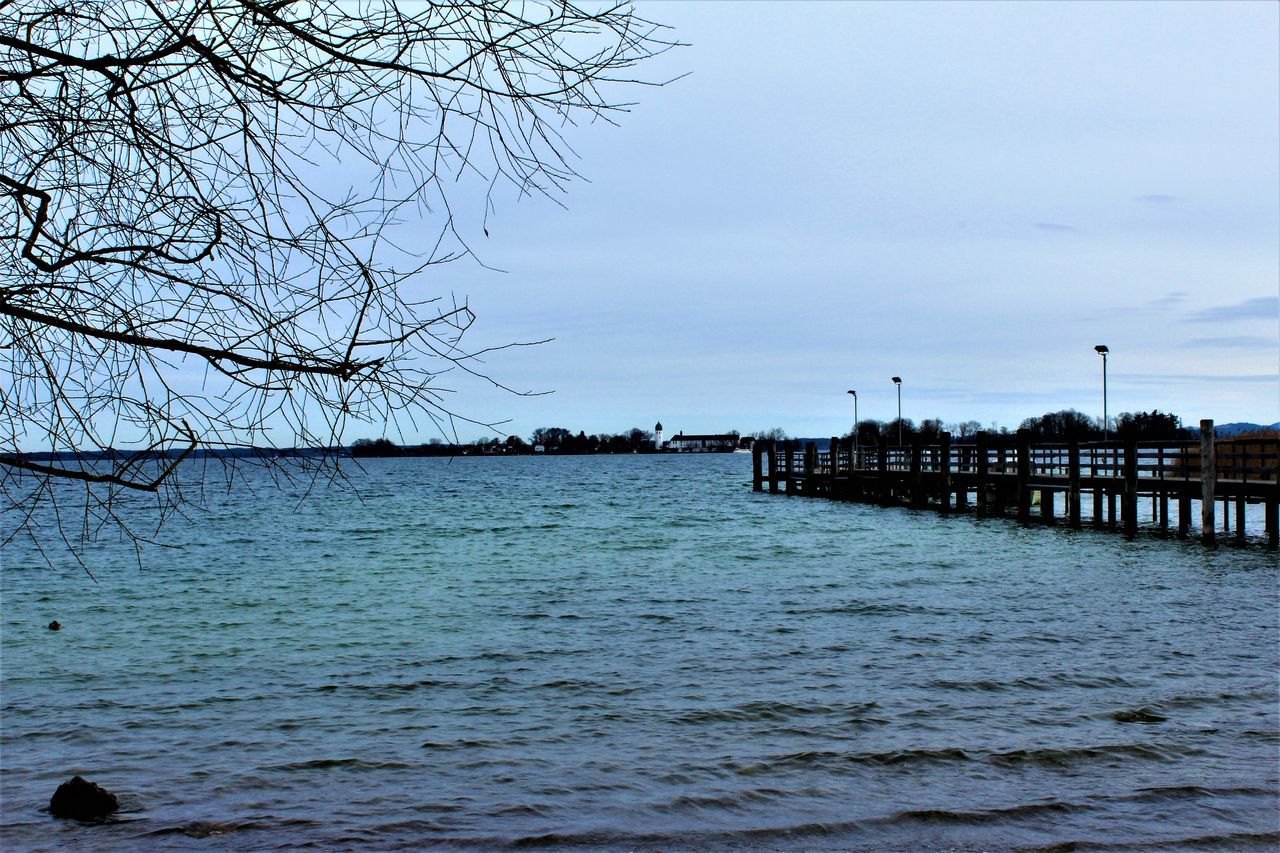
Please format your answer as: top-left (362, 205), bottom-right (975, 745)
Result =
top-left (393, 0), bottom-right (1280, 443)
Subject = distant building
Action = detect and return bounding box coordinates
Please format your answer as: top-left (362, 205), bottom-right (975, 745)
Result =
top-left (654, 421), bottom-right (663, 450)
top-left (665, 431), bottom-right (738, 453)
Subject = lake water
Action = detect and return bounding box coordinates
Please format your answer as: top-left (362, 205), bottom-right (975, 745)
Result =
top-left (2, 454), bottom-right (1277, 850)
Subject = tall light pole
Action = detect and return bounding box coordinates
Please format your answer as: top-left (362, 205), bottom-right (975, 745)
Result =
top-left (891, 376), bottom-right (902, 445)
top-left (1094, 345), bottom-right (1109, 441)
top-left (846, 389), bottom-right (857, 455)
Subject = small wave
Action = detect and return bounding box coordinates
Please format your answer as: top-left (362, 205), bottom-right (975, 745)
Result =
top-left (1129, 784), bottom-right (1275, 802)
top-left (487, 803), bottom-right (555, 818)
top-left (986, 742), bottom-right (1186, 768)
top-left (671, 700), bottom-right (877, 725)
top-left (664, 787), bottom-right (786, 812)
top-left (1025, 830), bottom-right (1280, 851)
top-left (929, 678), bottom-right (1006, 692)
top-left (1111, 706), bottom-right (1168, 724)
top-left (730, 746), bottom-right (970, 774)
top-left (784, 601), bottom-right (940, 617)
top-left (421, 737), bottom-right (511, 751)
top-left (889, 799), bottom-right (1084, 825)
top-left (138, 817), bottom-right (317, 839)
top-left (263, 757), bottom-right (413, 772)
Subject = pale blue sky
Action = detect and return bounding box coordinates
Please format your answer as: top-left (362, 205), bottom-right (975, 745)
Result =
top-left (399, 0), bottom-right (1280, 442)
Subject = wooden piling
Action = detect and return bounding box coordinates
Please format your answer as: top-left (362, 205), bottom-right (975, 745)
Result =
top-left (939, 432), bottom-right (952, 511)
top-left (1178, 494), bottom-right (1191, 538)
top-left (1068, 439), bottom-right (1082, 528)
top-left (802, 442), bottom-right (816, 494)
top-left (767, 441), bottom-right (779, 493)
top-left (976, 431), bottom-right (990, 518)
top-left (752, 443), bottom-right (763, 492)
top-left (908, 439), bottom-right (923, 506)
top-left (1122, 438), bottom-right (1138, 538)
top-left (778, 438), bottom-right (788, 491)
top-left (877, 436), bottom-right (889, 505)
top-left (1266, 491), bottom-right (1278, 550)
top-left (1200, 419), bottom-right (1215, 546)
top-left (1016, 429), bottom-right (1031, 523)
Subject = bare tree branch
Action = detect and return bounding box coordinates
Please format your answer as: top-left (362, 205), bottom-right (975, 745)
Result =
top-left (0, 0), bottom-right (675, 559)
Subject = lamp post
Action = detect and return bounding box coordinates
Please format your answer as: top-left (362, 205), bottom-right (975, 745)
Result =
top-left (891, 376), bottom-right (902, 445)
top-left (1094, 345), bottom-right (1109, 441)
top-left (846, 389), bottom-right (857, 454)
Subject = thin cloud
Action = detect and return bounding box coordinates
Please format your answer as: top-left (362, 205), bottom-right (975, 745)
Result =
top-left (1118, 372), bottom-right (1278, 385)
top-left (1076, 290), bottom-right (1189, 321)
top-left (1135, 193), bottom-right (1180, 204)
top-left (1184, 296), bottom-right (1279, 323)
top-left (1183, 336), bottom-right (1277, 350)
top-left (1033, 222), bottom-right (1077, 232)
top-left (1147, 291), bottom-right (1188, 310)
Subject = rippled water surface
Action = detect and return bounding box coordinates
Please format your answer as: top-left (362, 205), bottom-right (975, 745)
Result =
top-left (3, 454), bottom-right (1277, 850)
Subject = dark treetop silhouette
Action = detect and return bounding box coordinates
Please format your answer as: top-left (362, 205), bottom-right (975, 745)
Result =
top-left (0, 0), bottom-right (672, 556)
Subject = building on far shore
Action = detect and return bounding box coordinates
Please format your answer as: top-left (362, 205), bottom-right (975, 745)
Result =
top-left (664, 431), bottom-right (739, 453)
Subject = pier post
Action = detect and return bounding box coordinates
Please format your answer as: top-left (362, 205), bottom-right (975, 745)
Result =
top-left (1200, 419), bottom-right (1215, 546)
top-left (1235, 495), bottom-right (1246, 542)
top-left (909, 439), bottom-right (924, 506)
top-left (1068, 439), bottom-right (1082, 528)
top-left (1157, 446), bottom-right (1169, 532)
top-left (1091, 442), bottom-right (1104, 528)
top-left (1016, 429), bottom-right (1031, 523)
top-left (939, 432), bottom-right (952, 512)
top-left (778, 438), bottom-right (788, 491)
top-left (1266, 490), bottom-right (1278, 550)
top-left (830, 436), bottom-right (841, 496)
top-left (995, 444), bottom-right (1009, 514)
top-left (1122, 438), bottom-right (1138, 538)
top-left (752, 442), bottom-right (763, 492)
top-left (976, 431), bottom-right (990, 518)
top-left (877, 436), bottom-right (890, 505)
top-left (1178, 494), bottom-right (1190, 538)
top-left (803, 442), bottom-right (817, 495)
top-left (767, 441), bottom-right (780, 493)
top-left (845, 435), bottom-right (857, 499)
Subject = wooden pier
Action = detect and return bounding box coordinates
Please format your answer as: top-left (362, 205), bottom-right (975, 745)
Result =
top-left (752, 419), bottom-right (1279, 548)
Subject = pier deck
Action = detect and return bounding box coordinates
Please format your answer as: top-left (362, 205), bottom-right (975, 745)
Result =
top-left (752, 420), bottom-right (1279, 548)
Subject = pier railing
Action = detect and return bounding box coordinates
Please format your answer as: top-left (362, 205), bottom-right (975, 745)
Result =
top-left (753, 420), bottom-right (1278, 548)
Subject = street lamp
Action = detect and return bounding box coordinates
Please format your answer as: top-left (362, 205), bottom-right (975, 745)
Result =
top-left (1094, 345), bottom-right (1109, 441)
top-left (891, 376), bottom-right (902, 445)
top-left (846, 389), bottom-right (857, 453)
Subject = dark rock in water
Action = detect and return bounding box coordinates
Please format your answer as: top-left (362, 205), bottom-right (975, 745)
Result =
top-left (1112, 707), bottom-right (1168, 724)
top-left (48, 620), bottom-right (62, 631)
top-left (49, 776), bottom-right (119, 820)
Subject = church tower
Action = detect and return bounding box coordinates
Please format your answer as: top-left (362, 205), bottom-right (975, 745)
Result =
top-left (654, 421), bottom-right (664, 450)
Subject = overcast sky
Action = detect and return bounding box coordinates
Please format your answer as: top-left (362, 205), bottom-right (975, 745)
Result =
top-left (407, 0), bottom-right (1279, 443)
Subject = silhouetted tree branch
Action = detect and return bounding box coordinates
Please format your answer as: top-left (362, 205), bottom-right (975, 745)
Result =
top-left (0, 0), bottom-right (672, 557)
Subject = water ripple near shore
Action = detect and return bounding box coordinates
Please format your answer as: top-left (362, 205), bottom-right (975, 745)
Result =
top-left (3, 454), bottom-right (1277, 850)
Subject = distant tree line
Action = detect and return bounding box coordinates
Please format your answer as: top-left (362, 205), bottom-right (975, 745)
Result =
top-left (837, 409), bottom-right (1191, 444)
top-left (351, 427), bottom-right (658, 457)
top-left (352, 409), bottom-right (1215, 457)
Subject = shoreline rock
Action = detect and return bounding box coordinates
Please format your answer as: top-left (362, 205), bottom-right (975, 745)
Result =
top-left (49, 776), bottom-right (119, 820)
